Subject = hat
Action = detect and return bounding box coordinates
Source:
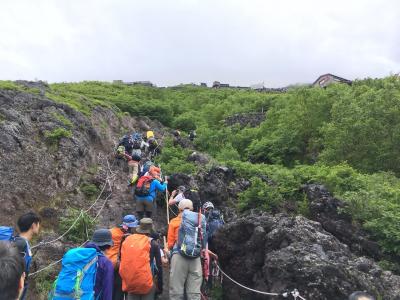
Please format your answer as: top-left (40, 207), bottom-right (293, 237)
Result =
top-left (91, 229), bottom-right (113, 247)
top-left (177, 186), bottom-right (186, 193)
top-left (136, 218), bottom-right (155, 234)
top-left (121, 215), bottom-right (138, 228)
top-left (178, 199), bottom-right (193, 211)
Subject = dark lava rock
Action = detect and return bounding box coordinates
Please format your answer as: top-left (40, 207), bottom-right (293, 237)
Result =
top-left (214, 212), bottom-right (400, 300)
top-left (304, 184), bottom-right (382, 259)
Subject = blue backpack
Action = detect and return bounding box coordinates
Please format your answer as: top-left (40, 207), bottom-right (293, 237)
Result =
top-left (49, 248), bottom-right (99, 300)
top-left (0, 226), bottom-right (14, 241)
top-left (131, 133), bottom-right (143, 149)
top-left (207, 209), bottom-right (224, 243)
top-left (177, 210), bottom-right (207, 259)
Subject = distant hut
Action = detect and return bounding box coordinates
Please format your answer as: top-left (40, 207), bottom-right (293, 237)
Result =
top-left (132, 81), bottom-right (154, 87)
top-left (313, 74), bottom-right (352, 88)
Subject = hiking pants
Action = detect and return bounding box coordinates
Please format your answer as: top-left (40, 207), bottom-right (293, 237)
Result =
top-left (126, 286), bottom-right (155, 300)
top-left (113, 268), bottom-right (126, 300)
top-left (128, 160), bottom-right (139, 181)
top-left (169, 253), bottom-right (202, 300)
top-left (136, 200), bottom-right (153, 220)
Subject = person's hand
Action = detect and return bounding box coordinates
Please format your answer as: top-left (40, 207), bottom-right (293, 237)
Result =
top-left (171, 190), bottom-right (177, 197)
top-left (164, 175), bottom-right (168, 184)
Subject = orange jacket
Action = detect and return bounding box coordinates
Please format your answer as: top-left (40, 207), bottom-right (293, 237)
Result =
top-left (167, 213), bottom-right (182, 250)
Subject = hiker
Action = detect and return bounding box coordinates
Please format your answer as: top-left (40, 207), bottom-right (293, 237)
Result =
top-left (84, 229), bottom-right (114, 300)
top-left (167, 199), bottom-right (207, 300)
top-left (106, 215), bottom-right (139, 300)
top-left (146, 131), bottom-right (161, 158)
top-left (117, 133), bottom-right (148, 185)
top-left (202, 202), bottom-right (224, 251)
top-left (349, 291), bottom-right (376, 300)
top-left (15, 212), bottom-right (40, 300)
top-left (135, 166), bottom-right (168, 220)
top-left (0, 242), bottom-right (25, 300)
top-left (168, 186), bottom-right (186, 206)
top-left (188, 130), bottom-right (196, 142)
top-left (119, 218), bottom-right (163, 300)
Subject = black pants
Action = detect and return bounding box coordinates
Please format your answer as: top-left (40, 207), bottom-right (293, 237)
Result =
top-left (113, 269), bottom-right (125, 300)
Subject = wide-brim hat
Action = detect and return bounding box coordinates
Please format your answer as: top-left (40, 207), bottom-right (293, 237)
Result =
top-left (92, 229), bottom-right (114, 247)
top-left (136, 218), bottom-right (155, 234)
top-left (121, 215), bottom-right (139, 228)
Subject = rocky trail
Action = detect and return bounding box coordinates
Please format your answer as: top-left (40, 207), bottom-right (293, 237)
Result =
top-left (1, 84), bottom-right (400, 299)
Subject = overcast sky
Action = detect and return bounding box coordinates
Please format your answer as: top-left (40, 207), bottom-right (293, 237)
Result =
top-left (0, 0), bottom-right (399, 87)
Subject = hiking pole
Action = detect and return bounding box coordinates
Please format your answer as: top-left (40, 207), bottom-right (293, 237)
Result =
top-left (165, 176), bottom-right (170, 224)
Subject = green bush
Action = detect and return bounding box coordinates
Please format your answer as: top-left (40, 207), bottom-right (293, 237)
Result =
top-left (44, 127), bottom-right (72, 143)
top-left (80, 182), bottom-right (99, 199)
top-left (51, 112), bottom-right (73, 128)
top-left (59, 209), bottom-right (97, 243)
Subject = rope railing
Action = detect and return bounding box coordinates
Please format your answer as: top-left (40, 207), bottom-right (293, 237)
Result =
top-left (31, 155), bottom-right (115, 250)
top-left (216, 263), bottom-right (306, 299)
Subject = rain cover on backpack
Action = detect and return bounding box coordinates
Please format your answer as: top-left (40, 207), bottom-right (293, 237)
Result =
top-left (49, 248), bottom-right (98, 300)
top-left (119, 234), bottom-right (153, 294)
top-left (177, 210), bottom-right (207, 258)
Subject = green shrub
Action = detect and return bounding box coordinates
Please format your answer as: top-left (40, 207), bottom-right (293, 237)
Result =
top-left (80, 182), bottom-right (99, 199)
top-left (51, 112), bottom-right (73, 128)
top-left (44, 127), bottom-right (72, 143)
top-left (59, 209), bottom-right (97, 243)
top-left (238, 177), bottom-right (283, 212)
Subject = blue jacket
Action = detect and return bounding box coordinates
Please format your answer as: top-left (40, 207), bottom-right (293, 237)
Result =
top-left (84, 242), bottom-right (114, 300)
top-left (136, 179), bottom-right (167, 202)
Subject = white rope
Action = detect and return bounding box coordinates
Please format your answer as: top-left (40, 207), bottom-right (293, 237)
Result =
top-left (31, 211), bottom-right (84, 250)
top-left (29, 240), bottom-right (89, 277)
top-left (31, 155), bottom-right (114, 250)
top-left (216, 263), bottom-right (306, 299)
top-left (216, 263), bottom-right (279, 296)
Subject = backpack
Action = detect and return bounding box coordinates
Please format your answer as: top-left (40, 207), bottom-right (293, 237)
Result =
top-left (120, 135), bottom-right (133, 150)
top-left (140, 161), bottom-right (154, 177)
top-left (177, 210), bottom-right (206, 259)
top-left (135, 175), bottom-right (154, 197)
top-left (119, 234), bottom-right (153, 294)
top-left (207, 209), bottom-right (224, 242)
top-left (0, 226), bottom-right (14, 241)
top-left (49, 248), bottom-right (99, 300)
top-left (0, 227), bottom-right (31, 274)
top-left (131, 133), bottom-right (142, 149)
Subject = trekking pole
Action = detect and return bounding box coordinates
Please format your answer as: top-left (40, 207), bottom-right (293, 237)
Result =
top-left (165, 176), bottom-right (170, 224)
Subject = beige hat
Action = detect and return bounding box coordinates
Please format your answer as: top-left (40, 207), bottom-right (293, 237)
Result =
top-left (178, 199), bottom-right (193, 211)
top-left (136, 218), bottom-right (155, 234)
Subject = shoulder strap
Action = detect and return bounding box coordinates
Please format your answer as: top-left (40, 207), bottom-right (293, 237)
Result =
top-left (117, 233), bottom-right (130, 263)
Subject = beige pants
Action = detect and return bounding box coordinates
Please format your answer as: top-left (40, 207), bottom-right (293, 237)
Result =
top-left (169, 253), bottom-right (202, 300)
top-left (126, 286), bottom-right (155, 300)
top-left (128, 161), bottom-right (139, 181)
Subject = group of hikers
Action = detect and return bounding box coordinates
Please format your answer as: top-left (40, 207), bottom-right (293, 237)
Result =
top-left (0, 129), bottom-right (377, 300)
top-left (0, 199), bottom-right (224, 300)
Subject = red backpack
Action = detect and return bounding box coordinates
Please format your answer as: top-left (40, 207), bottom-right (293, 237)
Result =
top-left (135, 175), bottom-right (154, 197)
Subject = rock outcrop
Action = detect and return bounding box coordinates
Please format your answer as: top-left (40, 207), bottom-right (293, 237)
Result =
top-left (214, 211), bottom-right (400, 300)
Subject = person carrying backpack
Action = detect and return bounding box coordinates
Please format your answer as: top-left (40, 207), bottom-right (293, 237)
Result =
top-left (145, 131), bottom-right (161, 159)
top-left (168, 186), bottom-right (186, 206)
top-left (49, 229), bottom-right (114, 300)
top-left (117, 133), bottom-right (148, 185)
top-left (167, 199), bottom-right (207, 300)
top-left (12, 212), bottom-right (40, 300)
top-left (106, 215), bottom-right (139, 300)
top-left (84, 229), bottom-right (114, 300)
top-left (202, 202), bottom-right (224, 252)
top-left (135, 167), bottom-right (167, 220)
top-left (119, 218), bottom-right (163, 300)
